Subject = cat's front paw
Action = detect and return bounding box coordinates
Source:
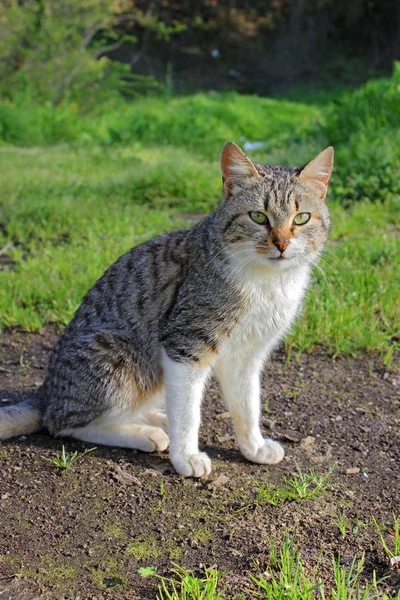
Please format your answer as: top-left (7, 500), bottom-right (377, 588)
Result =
top-left (241, 438), bottom-right (284, 465)
top-left (171, 452), bottom-right (212, 478)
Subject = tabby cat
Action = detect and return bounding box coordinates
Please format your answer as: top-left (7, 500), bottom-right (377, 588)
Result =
top-left (0, 142), bottom-right (333, 477)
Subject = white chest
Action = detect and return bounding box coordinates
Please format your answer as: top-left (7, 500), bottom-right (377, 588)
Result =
top-left (218, 269), bottom-right (309, 363)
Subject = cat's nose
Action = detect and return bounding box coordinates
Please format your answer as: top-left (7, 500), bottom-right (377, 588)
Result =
top-left (273, 239), bottom-right (290, 253)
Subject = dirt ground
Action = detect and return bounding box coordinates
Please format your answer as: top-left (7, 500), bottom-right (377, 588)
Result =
top-left (0, 327), bottom-right (399, 600)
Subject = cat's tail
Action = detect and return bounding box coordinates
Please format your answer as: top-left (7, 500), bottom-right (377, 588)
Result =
top-left (0, 395), bottom-right (42, 440)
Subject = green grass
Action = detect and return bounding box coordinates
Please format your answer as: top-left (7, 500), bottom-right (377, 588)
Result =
top-left (141, 537), bottom-right (398, 600)
top-left (327, 554), bottom-right (382, 600)
top-left (251, 537), bottom-right (321, 600)
top-left (286, 197), bottom-right (399, 363)
top-left (150, 565), bottom-right (224, 600)
top-left (372, 514), bottom-right (400, 560)
top-left (253, 466), bottom-right (331, 506)
top-left (41, 445), bottom-right (96, 470)
top-left (0, 77), bottom-right (399, 361)
top-left (335, 511), bottom-right (351, 538)
top-left (126, 535), bottom-right (162, 561)
top-left (0, 92), bottom-right (321, 151)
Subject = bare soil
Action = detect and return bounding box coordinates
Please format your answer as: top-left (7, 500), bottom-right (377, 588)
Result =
top-left (0, 327), bottom-right (399, 600)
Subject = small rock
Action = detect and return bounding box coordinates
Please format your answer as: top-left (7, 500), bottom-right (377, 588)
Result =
top-left (111, 465), bottom-right (142, 486)
top-left (263, 418), bottom-right (275, 430)
top-left (278, 430), bottom-right (301, 443)
top-left (346, 467), bottom-right (360, 475)
top-left (216, 412), bottom-right (230, 421)
top-left (209, 474), bottom-right (229, 489)
top-left (217, 434), bottom-right (235, 444)
top-left (390, 556), bottom-right (400, 570)
top-left (300, 436), bottom-right (316, 452)
top-left (310, 445), bottom-right (332, 465)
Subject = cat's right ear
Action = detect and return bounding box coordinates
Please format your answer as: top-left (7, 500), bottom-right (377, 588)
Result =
top-left (221, 142), bottom-right (261, 197)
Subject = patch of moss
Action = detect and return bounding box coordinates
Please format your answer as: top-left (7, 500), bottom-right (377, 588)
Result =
top-left (91, 557), bottom-right (128, 589)
top-left (22, 561), bottom-right (77, 585)
top-left (0, 555), bottom-right (22, 568)
top-left (126, 535), bottom-right (161, 560)
top-left (92, 569), bottom-right (127, 589)
top-left (194, 525), bottom-right (214, 544)
top-left (126, 533), bottom-right (183, 562)
top-left (104, 522), bottom-right (125, 540)
top-left (166, 544), bottom-right (183, 561)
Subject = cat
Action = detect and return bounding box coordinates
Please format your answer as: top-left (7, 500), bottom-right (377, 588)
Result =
top-left (0, 142), bottom-right (333, 477)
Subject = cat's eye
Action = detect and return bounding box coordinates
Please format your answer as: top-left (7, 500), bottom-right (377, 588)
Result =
top-left (249, 211), bottom-right (268, 225)
top-left (293, 212), bottom-right (311, 226)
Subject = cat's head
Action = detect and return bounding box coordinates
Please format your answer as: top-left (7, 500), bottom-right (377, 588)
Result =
top-left (219, 142), bottom-right (333, 273)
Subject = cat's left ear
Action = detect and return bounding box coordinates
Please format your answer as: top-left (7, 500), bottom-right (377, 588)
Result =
top-left (298, 147), bottom-right (334, 200)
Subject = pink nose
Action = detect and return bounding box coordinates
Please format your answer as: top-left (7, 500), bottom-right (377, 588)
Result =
top-left (273, 239), bottom-right (290, 253)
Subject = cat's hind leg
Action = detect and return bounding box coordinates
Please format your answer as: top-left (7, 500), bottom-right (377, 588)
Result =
top-left (58, 411), bottom-right (169, 452)
top-left (136, 388), bottom-right (168, 433)
top-left (143, 409), bottom-right (168, 432)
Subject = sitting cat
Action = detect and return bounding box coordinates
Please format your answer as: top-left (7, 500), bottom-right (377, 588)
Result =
top-left (0, 142), bottom-right (333, 477)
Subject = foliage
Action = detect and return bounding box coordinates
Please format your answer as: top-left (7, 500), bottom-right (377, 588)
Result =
top-left (139, 564), bottom-right (224, 600)
top-left (0, 91), bottom-right (320, 149)
top-left (41, 445), bottom-right (96, 470)
top-left (324, 64), bottom-right (400, 145)
top-left (323, 64), bottom-right (400, 205)
top-left (0, 75), bottom-right (399, 362)
top-left (139, 544), bottom-right (395, 600)
top-left (251, 537), bottom-right (321, 600)
top-left (253, 467), bottom-right (331, 506)
top-left (252, 539), bottom-right (385, 600)
top-left (335, 512), bottom-right (351, 538)
top-left (372, 515), bottom-right (400, 559)
top-left (0, 0), bottom-right (157, 109)
top-left (327, 554), bottom-right (381, 600)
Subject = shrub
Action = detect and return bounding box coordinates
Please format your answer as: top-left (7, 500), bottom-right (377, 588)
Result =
top-left (323, 62), bottom-right (400, 145)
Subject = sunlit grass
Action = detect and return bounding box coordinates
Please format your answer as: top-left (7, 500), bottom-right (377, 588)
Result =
top-left (0, 89), bottom-right (398, 362)
top-left (372, 514), bottom-right (400, 560)
top-left (139, 565), bottom-right (224, 600)
top-left (41, 445), bottom-right (96, 470)
top-left (141, 537), bottom-right (396, 599)
top-left (253, 466), bottom-right (331, 506)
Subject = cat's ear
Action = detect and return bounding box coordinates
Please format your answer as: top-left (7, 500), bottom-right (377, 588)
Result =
top-left (221, 142), bottom-right (261, 197)
top-left (298, 147), bottom-right (334, 199)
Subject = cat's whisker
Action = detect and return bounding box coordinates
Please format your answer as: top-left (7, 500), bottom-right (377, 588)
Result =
top-left (317, 255), bottom-right (339, 275)
top-left (310, 260), bottom-right (332, 292)
top-left (229, 257), bottom-right (254, 281)
top-left (205, 245), bottom-right (252, 269)
top-left (321, 246), bottom-right (344, 268)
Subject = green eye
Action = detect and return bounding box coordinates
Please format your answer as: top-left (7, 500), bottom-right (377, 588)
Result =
top-left (293, 212), bottom-right (311, 226)
top-left (249, 211), bottom-right (268, 225)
